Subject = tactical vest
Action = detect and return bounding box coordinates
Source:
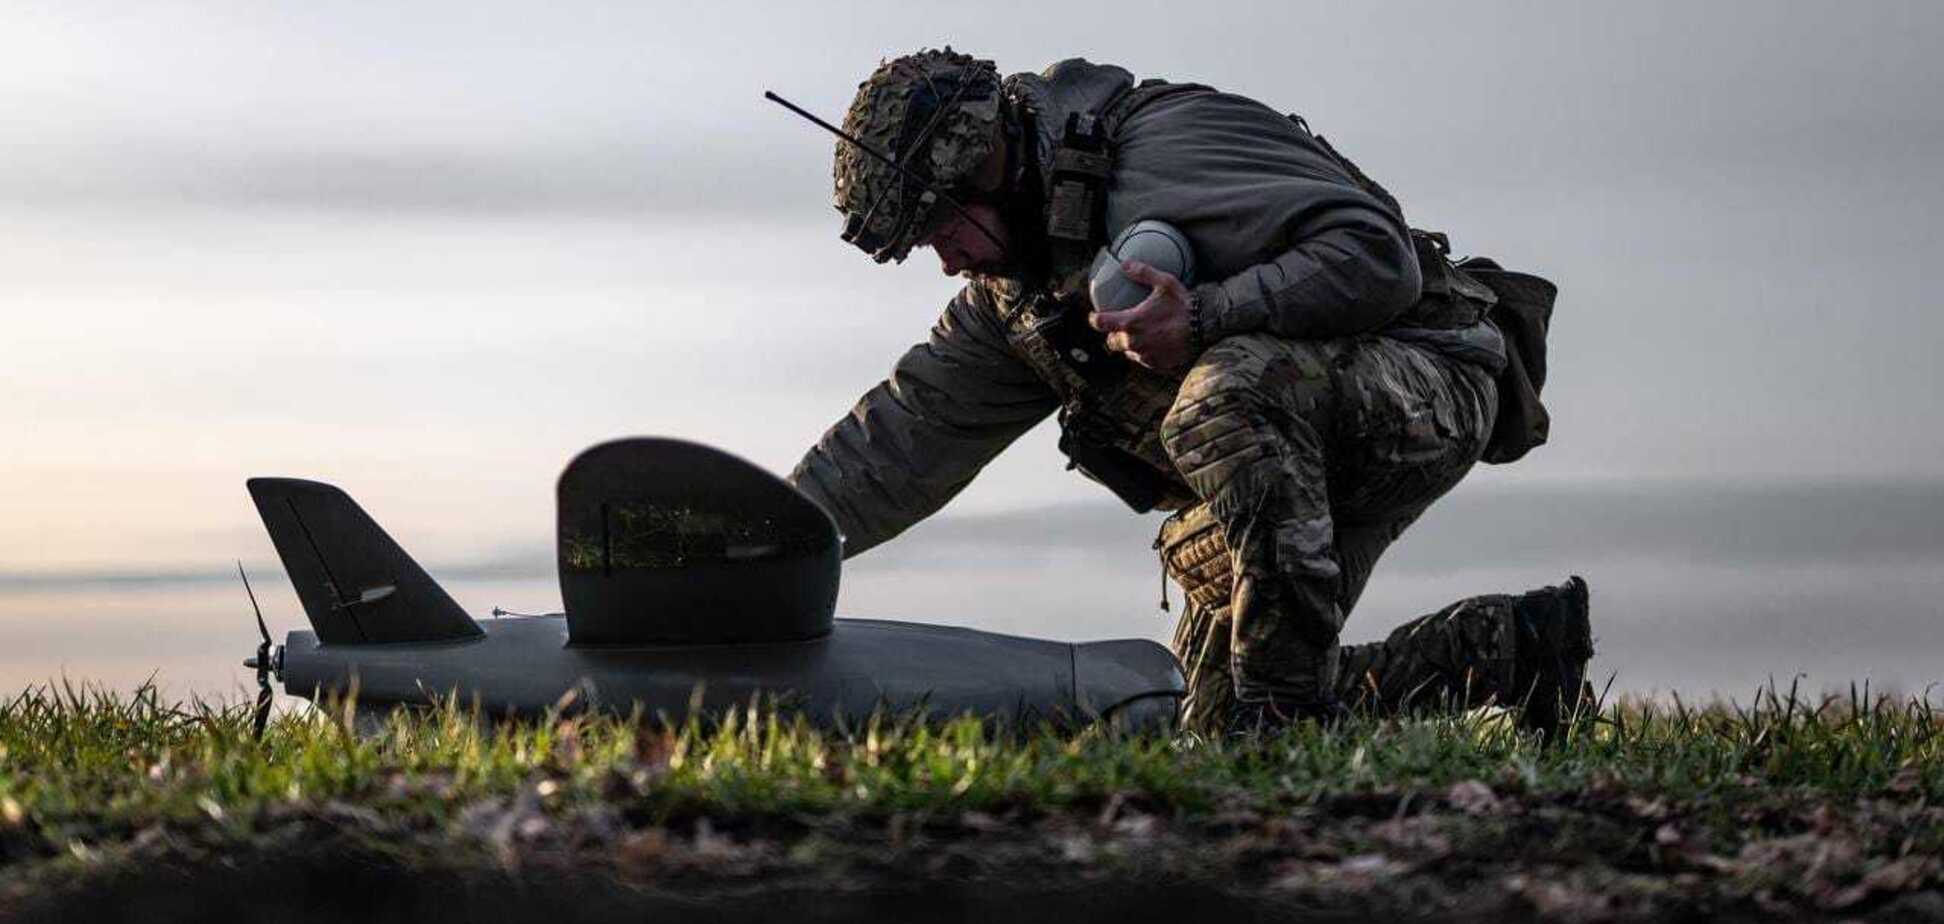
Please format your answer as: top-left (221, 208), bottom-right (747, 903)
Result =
top-left (992, 80), bottom-right (1206, 514)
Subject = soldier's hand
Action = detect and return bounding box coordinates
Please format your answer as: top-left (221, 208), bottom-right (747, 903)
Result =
top-left (1089, 260), bottom-right (1195, 373)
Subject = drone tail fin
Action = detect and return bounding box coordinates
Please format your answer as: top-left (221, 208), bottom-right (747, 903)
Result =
top-left (247, 478), bottom-right (483, 645)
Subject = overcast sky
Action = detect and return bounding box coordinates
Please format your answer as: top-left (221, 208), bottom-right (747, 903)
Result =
top-left (2, 0), bottom-right (1941, 577)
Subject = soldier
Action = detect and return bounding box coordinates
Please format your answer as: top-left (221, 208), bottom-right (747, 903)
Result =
top-left (784, 49), bottom-right (1592, 734)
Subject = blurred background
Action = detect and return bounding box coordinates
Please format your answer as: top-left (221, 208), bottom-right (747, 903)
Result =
top-left (2, 1), bottom-right (1939, 703)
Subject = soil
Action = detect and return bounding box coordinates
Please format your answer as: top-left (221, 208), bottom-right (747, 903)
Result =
top-left (5, 785), bottom-right (1941, 923)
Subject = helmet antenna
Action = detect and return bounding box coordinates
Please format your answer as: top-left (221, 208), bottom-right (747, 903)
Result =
top-left (763, 90), bottom-right (1008, 259)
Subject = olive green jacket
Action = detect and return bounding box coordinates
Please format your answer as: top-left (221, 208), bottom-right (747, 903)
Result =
top-left (789, 59), bottom-right (1422, 557)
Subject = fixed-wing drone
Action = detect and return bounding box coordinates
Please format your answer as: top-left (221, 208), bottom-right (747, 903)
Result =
top-left (241, 438), bottom-right (1184, 732)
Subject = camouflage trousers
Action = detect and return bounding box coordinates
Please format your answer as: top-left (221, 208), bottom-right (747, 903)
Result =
top-left (1156, 332), bottom-right (1500, 731)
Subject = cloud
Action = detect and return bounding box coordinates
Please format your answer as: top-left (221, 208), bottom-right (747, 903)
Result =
top-left (5, 2), bottom-right (1940, 218)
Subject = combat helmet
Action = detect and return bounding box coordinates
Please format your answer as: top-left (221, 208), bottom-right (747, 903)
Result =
top-left (833, 48), bottom-right (1003, 263)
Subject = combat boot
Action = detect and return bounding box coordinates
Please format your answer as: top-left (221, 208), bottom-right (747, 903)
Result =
top-left (1227, 695), bottom-right (1351, 738)
top-left (1511, 575), bottom-right (1595, 740)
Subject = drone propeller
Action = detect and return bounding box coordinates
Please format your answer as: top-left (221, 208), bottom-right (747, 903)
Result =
top-left (237, 561), bottom-right (280, 739)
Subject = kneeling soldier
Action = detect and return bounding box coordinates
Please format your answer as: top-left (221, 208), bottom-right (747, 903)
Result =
top-left (783, 49), bottom-right (1592, 734)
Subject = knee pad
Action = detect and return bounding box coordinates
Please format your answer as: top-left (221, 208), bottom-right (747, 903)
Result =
top-left (1160, 350), bottom-right (1288, 499)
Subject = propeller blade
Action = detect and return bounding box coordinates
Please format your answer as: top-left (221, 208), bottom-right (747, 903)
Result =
top-left (252, 681), bottom-right (274, 739)
top-left (239, 561), bottom-right (276, 741)
top-left (238, 561), bottom-right (270, 645)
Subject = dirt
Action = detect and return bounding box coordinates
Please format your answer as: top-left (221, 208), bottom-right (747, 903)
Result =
top-left (4, 785), bottom-right (1941, 923)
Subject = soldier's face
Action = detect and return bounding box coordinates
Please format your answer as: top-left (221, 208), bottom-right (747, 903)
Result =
top-left (919, 202), bottom-right (1009, 277)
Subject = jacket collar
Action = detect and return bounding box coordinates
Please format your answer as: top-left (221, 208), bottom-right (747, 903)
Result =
top-left (1004, 59), bottom-right (1134, 200)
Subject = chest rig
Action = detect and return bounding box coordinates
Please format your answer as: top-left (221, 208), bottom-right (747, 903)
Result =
top-left (995, 81), bottom-right (1201, 514)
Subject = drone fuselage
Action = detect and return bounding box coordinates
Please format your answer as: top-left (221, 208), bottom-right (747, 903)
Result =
top-left (279, 613), bottom-right (1180, 728)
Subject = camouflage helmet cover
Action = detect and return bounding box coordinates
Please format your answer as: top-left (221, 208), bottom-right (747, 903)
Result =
top-left (833, 48), bottom-right (1002, 263)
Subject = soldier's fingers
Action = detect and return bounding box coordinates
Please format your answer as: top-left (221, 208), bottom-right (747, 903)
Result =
top-left (1105, 330), bottom-right (1133, 353)
top-left (1120, 259), bottom-right (1179, 288)
top-left (1089, 310), bottom-right (1136, 333)
top-left (1127, 288), bottom-right (1166, 318)
top-left (1127, 290), bottom-right (1184, 332)
top-left (1156, 271), bottom-right (1191, 300)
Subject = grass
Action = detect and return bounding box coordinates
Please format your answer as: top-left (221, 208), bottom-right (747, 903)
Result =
top-left (4, 680), bottom-right (1939, 820)
top-left (1, 680), bottom-right (1941, 920)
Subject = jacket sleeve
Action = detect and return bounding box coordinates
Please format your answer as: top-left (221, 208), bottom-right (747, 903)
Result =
top-left (788, 286), bottom-right (1059, 558)
top-left (1106, 88), bottom-right (1423, 341)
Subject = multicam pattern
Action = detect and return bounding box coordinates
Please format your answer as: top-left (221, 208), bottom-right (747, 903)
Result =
top-left (1335, 594), bottom-right (1520, 715)
top-left (1155, 333), bottom-right (1499, 731)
